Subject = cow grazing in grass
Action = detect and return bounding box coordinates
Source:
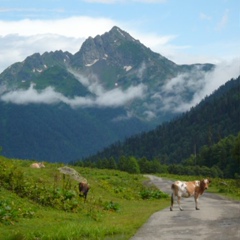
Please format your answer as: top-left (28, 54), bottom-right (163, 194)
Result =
top-left (79, 182), bottom-right (90, 202)
top-left (170, 179), bottom-right (211, 211)
top-left (30, 162), bottom-right (45, 168)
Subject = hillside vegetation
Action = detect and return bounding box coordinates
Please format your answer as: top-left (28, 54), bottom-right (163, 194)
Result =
top-left (1, 156), bottom-right (239, 239)
top-left (0, 156), bottom-right (169, 240)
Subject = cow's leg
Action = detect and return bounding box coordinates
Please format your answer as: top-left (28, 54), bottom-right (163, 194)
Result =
top-left (170, 193), bottom-right (174, 211)
top-left (194, 194), bottom-right (200, 210)
top-left (177, 196), bottom-right (183, 211)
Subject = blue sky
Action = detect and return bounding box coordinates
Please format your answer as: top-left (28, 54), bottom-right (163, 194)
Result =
top-left (0, 0), bottom-right (239, 73)
top-left (0, 0), bottom-right (239, 113)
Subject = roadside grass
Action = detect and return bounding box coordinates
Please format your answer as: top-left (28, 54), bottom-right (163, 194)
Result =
top-left (0, 157), bottom-right (169, 239)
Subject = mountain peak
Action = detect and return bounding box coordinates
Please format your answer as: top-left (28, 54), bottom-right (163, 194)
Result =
top-left (108, 26), bottom-right (137, 42)
top-left (71, 26), bottom-right (140, 68)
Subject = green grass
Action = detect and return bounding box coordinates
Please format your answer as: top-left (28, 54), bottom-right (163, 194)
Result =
top-left (2, 157), bottom-right (238, 239)
top-left (0, 157), bottom-right (169, 240)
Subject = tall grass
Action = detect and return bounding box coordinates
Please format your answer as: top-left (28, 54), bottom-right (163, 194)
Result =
top-left (2, 157), bottom-right (237, 239)
top-left (0, 156), bottom-right (169, 239)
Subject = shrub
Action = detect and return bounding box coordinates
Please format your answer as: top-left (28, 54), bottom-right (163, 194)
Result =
top-left (140, 188), bottom-right (169, 200)
top-left (0, 200), bottom-right (34, 225)
top-left (103, 201), bottom-right (120, 212)
top-left (0, 200), bottom-right (18, 225)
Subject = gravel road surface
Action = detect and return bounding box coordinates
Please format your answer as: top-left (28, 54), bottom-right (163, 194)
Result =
top-left (131, 175), bottom-right (240, 240)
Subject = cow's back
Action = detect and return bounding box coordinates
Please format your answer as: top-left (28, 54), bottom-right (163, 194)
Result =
top-left (172, 181), bottom-right (196, 198)
top-left (31, 163), bottom-right (40, 168)
top-left (30, 162), bottom-right (45, 168)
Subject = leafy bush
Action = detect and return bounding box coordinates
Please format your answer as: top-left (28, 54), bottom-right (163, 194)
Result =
top-left (140, 188), bottom-right (169, 200)
top-left (0, 200), bottom-right (34, 225)
top-left (0, 200), bottom-right (18, 225)
top-left (103, 201), bottom-right (120, 212)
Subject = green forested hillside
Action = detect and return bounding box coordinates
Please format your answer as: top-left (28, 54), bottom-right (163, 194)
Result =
top-left (193, 133), bottom-right (240, 178)
top-left (0, 103), bottom-right (151, 162)
top-left (79, 76), bottom-right (240, 178)
top-left (76, 133), bottom-right (240, 178)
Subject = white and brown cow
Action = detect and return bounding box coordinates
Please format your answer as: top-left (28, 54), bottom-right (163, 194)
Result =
top-left (170, 179), bottom-right (211, 211)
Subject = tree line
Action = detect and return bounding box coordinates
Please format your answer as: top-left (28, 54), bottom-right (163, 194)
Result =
top-left (74, 132), bottom-right (240, 179)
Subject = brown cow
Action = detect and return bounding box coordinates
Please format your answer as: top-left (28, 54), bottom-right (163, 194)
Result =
top-left (79, 182), bottom-right (90, 202)
top-left (170, 179), bottom-right (211, 211)
top-left (30, 162), bottom-right (45, 168)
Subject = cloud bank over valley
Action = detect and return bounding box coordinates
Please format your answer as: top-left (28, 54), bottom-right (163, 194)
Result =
top-left (0, 80), bottom-right (147, 109)
top-left (159, 59), bottom-right (240, 113)
top-left (0, 59), bottom-right (239, 117)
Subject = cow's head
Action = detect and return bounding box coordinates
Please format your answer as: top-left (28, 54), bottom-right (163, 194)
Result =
top-left (39, 162), bottom-right (45, 168)
top-left (201, 179), bottom-right (211, 190)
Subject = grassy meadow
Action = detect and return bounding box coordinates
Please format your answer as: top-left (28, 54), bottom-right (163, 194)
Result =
top-left (0, 156), bottom-right (169, 240)
top-left (1, 156), bottom-right (239, 240)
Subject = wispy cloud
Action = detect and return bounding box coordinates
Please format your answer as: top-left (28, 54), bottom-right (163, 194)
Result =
top-left (0, 17), bottom-right (116, 38)
top-left (159, 59), bottom-right (240, 113)
top-left (216, 9), bottom-right (229, 31)
top-left (199, 12), bottom-right (212, 21)
top-left (137, 33), bottom-right (177, 48)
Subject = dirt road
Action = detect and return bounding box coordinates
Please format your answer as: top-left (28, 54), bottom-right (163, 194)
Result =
top-left (131, 175), bottom-right (240, 240)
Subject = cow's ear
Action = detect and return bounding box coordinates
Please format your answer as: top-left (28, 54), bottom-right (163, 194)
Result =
top-left (208, 179), bottom-right (211, 183)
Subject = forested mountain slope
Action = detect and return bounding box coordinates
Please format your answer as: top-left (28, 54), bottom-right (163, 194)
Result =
top-left (82, 76), bottom-right (240, 164)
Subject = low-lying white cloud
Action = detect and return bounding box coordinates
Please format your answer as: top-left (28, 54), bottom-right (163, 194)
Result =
top-left (0, 82), bottom-right (147, 108)
top-left (1, 85), bottom-right (63, 105)
top-left (160, 59), bottom-right (240, 113)
top-left (0, 59), bottom-right (239, 120)
top-left (97, 84), bottom-right (146, 107)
